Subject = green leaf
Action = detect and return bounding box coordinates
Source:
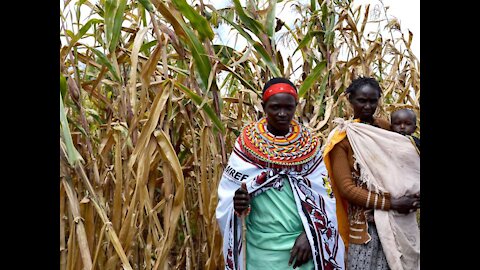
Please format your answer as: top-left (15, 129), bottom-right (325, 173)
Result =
top-left (321, 2), bottom-right (328, 22)
top-left (265, 0), bottom-right (277, 37)
top-left (293, 30), bottom-right (323, 54)
top-left (70, 18), bottom-right (103, 46)
top-left (155, 1), bottom-right (212, 92)
top-left (316, 71), bottom-right (330, 116)
top-left (325, 14), bottom-right (336, 46)
top-left (138, 0), bottom-right (154, 12)
top-left (172, 0), bottom-right (214, 41)
top-left (65, 30), bottom-right (75, 39)
top-left (60, 74), bottom-right (67, 101)
top-left (183, 25), bottom-right (212, 91)
top-left (173, 81), bottom-right (225, 134)
top-left (225, 8), bottom-right (235, 22)
top-left (311, 0), bottom-right (316, 11)
top-left (106, 0), bottom-right (127, 52)
top-left (253, 42), bottom-right (282, 77)
top-left (232, 0), bottom-right (264, 36)
top-left (220, 65), bottom-right (259, 96)
top-left (167, 65), bottom-right (189, 77)
top-left (298, 61), bottom-right (326, 98)
top-left (104, 0), bottom-right (116, 46)
top-left (90, 48), bottom-right (121, 82)
top-left (220, 15), bottom-right (281, 77)
top-left (60, 92), bottom-right (84, 166)
top-left (220, 14), bottom-right (254, 42)
top-left (213, 45), bottom-right (235, 65)
top-left (111, 0), bottom-right (128, 52)
top-left (140, 40), bottom-right (157, 55)
top-left (139, 3), bottom-right (148, 27)
top-left (85, 108), bottom-right (104, 124)
top-left (320, 2), bottom-right (328, 23)
top-left (76, 0), bottom-right (89, 7)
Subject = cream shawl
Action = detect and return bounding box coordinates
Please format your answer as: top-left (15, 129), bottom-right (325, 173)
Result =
top-left (328, 118), bottom-right (420, 270)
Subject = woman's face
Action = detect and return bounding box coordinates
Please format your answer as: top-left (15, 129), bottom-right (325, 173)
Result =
top-left (262, 93), bottom-right (297, 136)
top-left (349, 85), bottom-right (379, 122)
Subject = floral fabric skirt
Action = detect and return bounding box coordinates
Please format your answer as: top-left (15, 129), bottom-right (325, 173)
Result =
top-left (346, 223), bottom-right (390, 270)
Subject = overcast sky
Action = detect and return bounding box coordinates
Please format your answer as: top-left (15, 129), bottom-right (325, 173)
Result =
top-left (202, 0), bottom-right (419, 82)
top-left (205, 0), bottom-right (419, 57)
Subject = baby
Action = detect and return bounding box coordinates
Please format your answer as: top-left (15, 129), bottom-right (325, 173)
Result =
top-left (391, 108), bottom-right (421, 227)
top-left (391, 108), bottom-right (420, 153)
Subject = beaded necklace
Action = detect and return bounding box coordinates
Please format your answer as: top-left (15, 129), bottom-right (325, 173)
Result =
top-left (239, 117), bottom-right (320, 168)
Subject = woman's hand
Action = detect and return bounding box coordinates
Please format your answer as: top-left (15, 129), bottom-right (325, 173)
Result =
top-left (289, 232), bottom-right (312, 268)
top-left (233, 182), bottom-right (250, 214)
top-left (390, 193), bottom-right (420, 214)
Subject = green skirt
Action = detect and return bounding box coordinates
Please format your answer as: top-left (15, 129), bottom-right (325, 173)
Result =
top-left (246, 181), bottom-right (314, 270)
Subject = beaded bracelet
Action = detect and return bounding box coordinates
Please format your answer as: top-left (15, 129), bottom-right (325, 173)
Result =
top-left (235, 206), bottom-right (251, 217)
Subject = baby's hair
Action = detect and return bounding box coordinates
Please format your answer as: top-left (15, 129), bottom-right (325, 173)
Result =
top-left (391, 108), bottom-right (417, 122)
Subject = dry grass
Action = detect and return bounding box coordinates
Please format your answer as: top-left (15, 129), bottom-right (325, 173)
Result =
top-left (60, 0), bottom-right (419, 269)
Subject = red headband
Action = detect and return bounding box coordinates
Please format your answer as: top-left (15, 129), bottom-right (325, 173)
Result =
top-left (263, 83), bottom-right (298, 102)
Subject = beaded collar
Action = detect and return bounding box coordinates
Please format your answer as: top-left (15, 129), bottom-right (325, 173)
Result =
top-left (239, 117), bottom-right (320, 168)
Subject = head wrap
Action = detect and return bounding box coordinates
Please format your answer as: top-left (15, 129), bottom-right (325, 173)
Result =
top-left (262, 83), bottom-right (298, 102)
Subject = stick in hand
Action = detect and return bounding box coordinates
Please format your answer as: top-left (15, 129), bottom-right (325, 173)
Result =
top-left (241, 182), bottom-right (247, 270)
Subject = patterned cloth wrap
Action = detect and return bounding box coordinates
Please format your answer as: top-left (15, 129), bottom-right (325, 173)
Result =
top-left (323, 118), bottom-right (420, 270)
top-left (216, 117), bottom-right (345, 270)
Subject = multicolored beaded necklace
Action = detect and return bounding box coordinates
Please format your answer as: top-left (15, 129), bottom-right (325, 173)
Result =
top-left (239, 117), bottom-right (320, 168)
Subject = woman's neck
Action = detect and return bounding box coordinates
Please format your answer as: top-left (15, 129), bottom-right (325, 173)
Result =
top-left (266, 124), bottom-right (289, 137)
top-left (358, 116), bottom-right (375, 125)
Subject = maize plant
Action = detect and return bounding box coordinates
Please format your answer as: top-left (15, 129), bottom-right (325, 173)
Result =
top-left (60, 0), bottom-right (419, 269)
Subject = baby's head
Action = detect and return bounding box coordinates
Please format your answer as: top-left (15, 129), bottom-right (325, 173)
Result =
top-left (391, 108), bottom-right (417, 136)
